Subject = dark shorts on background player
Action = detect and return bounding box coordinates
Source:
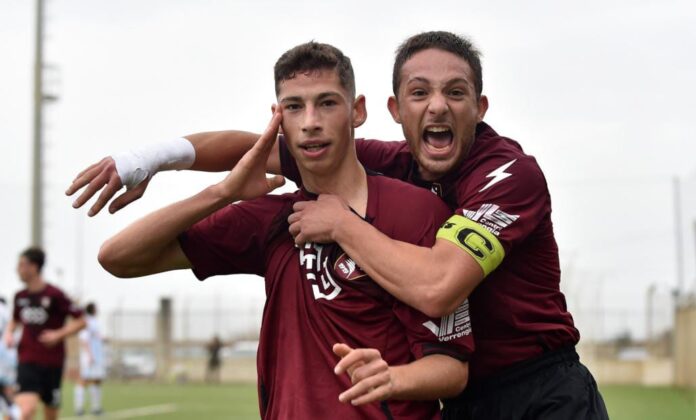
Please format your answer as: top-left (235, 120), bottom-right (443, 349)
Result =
top-left (441, 347), bottom-right (608, 420)
top-left (17, 363), bottom-right (63, 407)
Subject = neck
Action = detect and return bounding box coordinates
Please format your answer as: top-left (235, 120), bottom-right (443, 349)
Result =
top-left (299, 149), bottom-right (368, 216)
top-left (26, 275), bottom-right (46, 293)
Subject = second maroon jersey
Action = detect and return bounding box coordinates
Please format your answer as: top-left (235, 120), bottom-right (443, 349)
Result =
top-left (280, 122), bottom-right (580, 384)
top-left (13, 283), bottom-right (83, 368)
top-left (179, 174), bottom-right (474, 419)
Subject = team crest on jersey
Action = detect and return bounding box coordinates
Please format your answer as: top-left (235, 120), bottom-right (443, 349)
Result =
top-left (422, 300), bottom-right (472, 342)
top-left (300, 243), bottom-right (343, 301)
top-left (333, 253), bottom-right (367, 281)
top-left (17, 298), bottom-right (29, 307)
top-left (41, 296), bottom-right (51, 308)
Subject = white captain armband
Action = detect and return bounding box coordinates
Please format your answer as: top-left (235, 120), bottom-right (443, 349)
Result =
top-left (113, 137), bottom-right (196, 189)
top-left (436, 214), bottom-right (505, 277)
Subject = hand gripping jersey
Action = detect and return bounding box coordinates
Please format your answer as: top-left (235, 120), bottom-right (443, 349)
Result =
top-left (279, 122), bottom-right (580, 384)
top-left (13, 284), bottom-right (84, 368)
top-left (179, 174), bottom-right (474, 420)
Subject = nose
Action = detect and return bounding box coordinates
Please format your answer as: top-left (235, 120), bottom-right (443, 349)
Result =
top-left (302, 105), bottom-right (322, 135)
top-left (427, 92), bottom-right (448, 117)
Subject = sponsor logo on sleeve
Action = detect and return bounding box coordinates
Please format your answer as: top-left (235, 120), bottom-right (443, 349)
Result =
top-left (422, 300), bottom-right (472, 342)
top-left (460, 204), bottom-right (519, 236)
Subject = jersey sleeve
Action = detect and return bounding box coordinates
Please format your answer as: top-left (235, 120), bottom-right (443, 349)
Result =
top-left (56, 290), bottom-right (84, 318)
top-left (437, 155), bottom-right (549, 277)
top-left (393, 299), bottom-right (474, 361)
top-left (279, 137), bottom-right (412, 184)
top-left (177, 198), bottom-right (277, 280)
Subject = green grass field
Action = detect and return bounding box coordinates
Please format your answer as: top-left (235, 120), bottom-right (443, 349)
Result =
top-left (53, 382), bottom-right (696, 419)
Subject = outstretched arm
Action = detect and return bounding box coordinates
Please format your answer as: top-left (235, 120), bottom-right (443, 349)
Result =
top-left (98, 112), bottom-right (285, 278)
top-left (333, 343), bottom-right (467, 405)
top-left (66, 129), bottom-right (277, 216)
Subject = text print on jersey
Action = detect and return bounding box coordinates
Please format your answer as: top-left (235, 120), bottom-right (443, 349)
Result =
top-left (422, 300), bottom-right (472, 342)
top-left (300, 242), bottom-right (343, 300)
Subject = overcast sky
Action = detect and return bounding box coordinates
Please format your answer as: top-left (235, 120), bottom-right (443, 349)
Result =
top-left (1, 0), bottom-right (695, 340)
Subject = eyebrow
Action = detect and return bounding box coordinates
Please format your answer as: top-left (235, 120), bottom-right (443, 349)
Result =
top-left (406, 76), bottom-right (472, 87)
top-left (279, 91), bottom-right (343, 103)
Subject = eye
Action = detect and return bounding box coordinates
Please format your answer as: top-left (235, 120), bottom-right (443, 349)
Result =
top-left (320, 99), bottom-right (337, 107)
top-left (449, 89), bottom-right (466, 97)
top-left (411, 89), bottom-right (427, 98)
top-left (284, 103), bottom-right (302, 111)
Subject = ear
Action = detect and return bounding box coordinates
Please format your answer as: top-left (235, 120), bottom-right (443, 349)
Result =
top-left (387, 96), bottom-right (401, 124)
top-left (477, 95), bottom-right (489, 122)
top-left (352, 95), bottom-right (367, 128)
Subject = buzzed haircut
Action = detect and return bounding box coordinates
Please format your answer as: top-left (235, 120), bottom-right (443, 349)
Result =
top-left (20, 247), bottom-right (46, 272)
top-left (392, 31), bottom-right (483, 98)
top-left (274, 41), bottom-right (356, 99)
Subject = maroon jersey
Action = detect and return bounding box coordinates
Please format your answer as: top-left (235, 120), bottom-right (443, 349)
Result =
top-left (179, 174), bottom-right (474, 420)
top-left (13, 283), bottom-right (83, 367)
top-left (280, 122), bottom-right (579, 384)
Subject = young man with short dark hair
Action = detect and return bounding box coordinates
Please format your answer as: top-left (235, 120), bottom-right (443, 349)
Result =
top-left (3, 248), bottom-right (86, 420)
top-left (97, 42), bottom-right (473, 419)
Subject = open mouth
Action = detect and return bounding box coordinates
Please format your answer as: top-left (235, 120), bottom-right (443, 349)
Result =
top-left (422, 126), bottom-right (454, 154)
top-left (299, 141), bottom-right (331, 158)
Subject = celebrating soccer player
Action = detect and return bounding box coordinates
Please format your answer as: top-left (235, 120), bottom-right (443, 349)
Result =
top-left (97, 42), bottom-right (473, 419)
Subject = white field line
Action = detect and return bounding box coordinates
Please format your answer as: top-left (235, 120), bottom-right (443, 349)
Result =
top-left (61, 403), bottom-right (177, 419)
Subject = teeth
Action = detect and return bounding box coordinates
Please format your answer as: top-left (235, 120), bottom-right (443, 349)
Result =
top-left (426, 127), bottom-right (450, 133)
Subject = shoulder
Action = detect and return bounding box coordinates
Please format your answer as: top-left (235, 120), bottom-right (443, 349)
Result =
top-left (370, 175), bottom-right (451, 239)
top-left (45, 283), bottom-right (67, 298)
top-left (464, 125), bottom-right (548, 196)
top-left (374, 174), bottom-right (445, 208)
top-left (208, 191), bottom-right (299, 226)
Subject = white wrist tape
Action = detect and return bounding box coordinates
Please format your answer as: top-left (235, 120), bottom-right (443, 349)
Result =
top-left (113, 137), bottom-right (196, 189)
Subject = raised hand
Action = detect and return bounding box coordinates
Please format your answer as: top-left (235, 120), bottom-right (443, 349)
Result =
top-left (66, 157), bottom-right (146, 216)
top-left (214, 110), bottom-right (285, 202)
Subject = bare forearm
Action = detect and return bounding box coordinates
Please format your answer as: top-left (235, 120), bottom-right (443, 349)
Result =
top-left (333, 215), bottom-right (446, 314)
top-left (98, 184), bottom-right (229, 277)
top-left (186, 131), bottom-right (281, 174)
top-left (390, 355), bottom-right (467, 400)
top-left (59, 317), bottom-right (87, 340)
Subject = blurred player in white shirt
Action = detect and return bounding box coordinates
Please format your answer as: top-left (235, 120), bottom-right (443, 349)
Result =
top-left (0, 297), bottom-right (20, 420)
top-left (74, 303), bottom-right (105, 416)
